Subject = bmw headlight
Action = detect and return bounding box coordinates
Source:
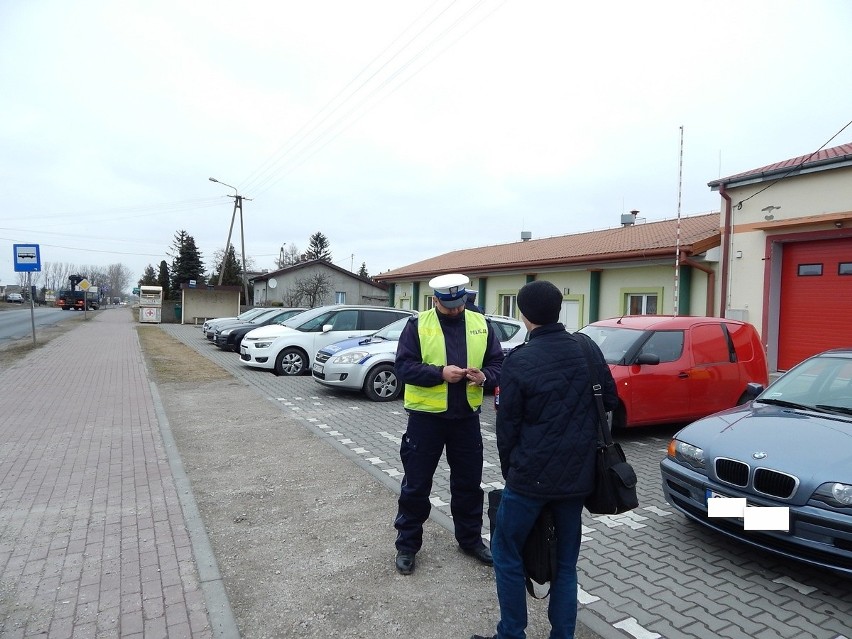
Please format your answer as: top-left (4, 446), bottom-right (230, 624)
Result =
top-left (813, 482), bottom-right (852, 508)
top-left (667, 439), bottom-right (706, 470)
top-left (254, 341), bottom-right (273, 349)
top-left (332, 351), bottom-right (370, 365)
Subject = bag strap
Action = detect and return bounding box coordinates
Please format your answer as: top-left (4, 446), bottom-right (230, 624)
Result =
top-left (574, 332), bottom-right (614, 447)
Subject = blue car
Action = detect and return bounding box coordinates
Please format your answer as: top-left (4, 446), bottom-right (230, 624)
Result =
top-left (661, 349), bottom-right (852, 576)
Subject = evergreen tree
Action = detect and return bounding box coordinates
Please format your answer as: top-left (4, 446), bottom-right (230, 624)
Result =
top-left (358, 262), bottom-right (369, 278)
top-left (305, 232), bottom-right (332, 262)
top-left (168, 230), bottom-right (205, 297)
top-left (212, 244), bottom-right (242, 286)
top-left (157, 260), bottom-right (170, 298)
top-left (139, 265), bottom-right (157, 287)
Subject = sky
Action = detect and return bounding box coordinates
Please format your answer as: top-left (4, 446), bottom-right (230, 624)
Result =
top-left (2, 0), bottom-right (851, 291)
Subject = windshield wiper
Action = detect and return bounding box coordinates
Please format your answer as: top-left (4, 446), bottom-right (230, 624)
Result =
top-left (757, 398), bottom-right (815, 411)
top-left (814, 404), bottom-right (852, 416)
top-left (758, 398), bottom-right (840, 415)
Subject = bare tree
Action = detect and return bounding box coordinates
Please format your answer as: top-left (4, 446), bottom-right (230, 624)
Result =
top-left (280, 287), bottom-right (304, 307)
top-left (41, 262), bottom-right (67, 294)
top-left (294, 273), bottom-right (331, 308)
top-left (277, 244), bottom-right (302, 269)
top-left (105, 263), bottom-right (133, 297)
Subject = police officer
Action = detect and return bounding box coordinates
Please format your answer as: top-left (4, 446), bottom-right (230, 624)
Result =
top-left (393, 273), bottom-right (504, 575)
top-left (464, 288), bottom-right (482, 313)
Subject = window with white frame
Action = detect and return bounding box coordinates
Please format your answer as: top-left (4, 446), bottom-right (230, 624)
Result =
top-left (500, 294), bottom-right (517, 318)
top-left (627, 293), bottom-right (657, 315)
top-left (335, 291), bottom-right (346, 304)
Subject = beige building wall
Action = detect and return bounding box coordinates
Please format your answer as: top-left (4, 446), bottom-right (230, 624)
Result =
top-left (716, 166), bottom-right (852, 334)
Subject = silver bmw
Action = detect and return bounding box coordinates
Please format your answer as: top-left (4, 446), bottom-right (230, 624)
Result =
top-left (660, 349), bottom-right (852, 576)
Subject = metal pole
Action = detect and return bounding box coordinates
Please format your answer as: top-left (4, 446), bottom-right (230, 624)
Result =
top-left (209, 178), bottom-right (251, 302)
top-left (28, 272), bottom-right (36, 345)
top-left (220, 197), bottom-right (238, 286)
top-left (237, 195), bottom-right (249, 304)
top-left (673, 126), bottom-right (684, 316)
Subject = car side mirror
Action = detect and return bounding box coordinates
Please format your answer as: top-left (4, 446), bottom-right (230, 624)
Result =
top-left (321, 324), bottom-right (333, 333)
top-left (744, 382), bottom-right (764, 399)
top-left (635, 353), bottom-right (660, 366)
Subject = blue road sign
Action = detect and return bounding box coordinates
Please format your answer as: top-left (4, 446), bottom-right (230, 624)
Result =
top-left (13, 244), bottom-right (41, 272)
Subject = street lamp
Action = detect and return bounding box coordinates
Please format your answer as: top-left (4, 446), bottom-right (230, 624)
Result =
top-left (209, 177), bottom-right (250, 304)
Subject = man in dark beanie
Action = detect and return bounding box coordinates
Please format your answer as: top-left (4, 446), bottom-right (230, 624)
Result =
top-left (471, 280), bottom-right (617, 639)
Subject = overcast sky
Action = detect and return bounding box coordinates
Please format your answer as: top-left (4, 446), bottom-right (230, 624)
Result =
top-left (2, 0), bottom-right (850, 290)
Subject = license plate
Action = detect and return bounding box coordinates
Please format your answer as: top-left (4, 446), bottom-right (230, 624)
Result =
top-left (312, 363), bottom-right (323, 374)
top-left (706, 489), bottom-right (790, 531)
top-left (240, 347), bottom-right (248, 356)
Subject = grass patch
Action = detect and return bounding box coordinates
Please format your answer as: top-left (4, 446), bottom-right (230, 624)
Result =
top-left (136, 325), bottom-right (232, 383)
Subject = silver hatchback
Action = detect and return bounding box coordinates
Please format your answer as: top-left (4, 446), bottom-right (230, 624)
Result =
top-left (312, 314), bottom-right (526, 401)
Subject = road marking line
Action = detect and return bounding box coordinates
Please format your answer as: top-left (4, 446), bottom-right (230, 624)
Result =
top-left (577, 587), bottom-right (600, 604)
top-left (613, 617), bottom-right (661, 639)
top-left (772, 576), bottom-right (817, 595)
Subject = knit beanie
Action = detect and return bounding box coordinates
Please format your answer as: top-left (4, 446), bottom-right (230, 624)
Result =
top-left (517, 280), bottom-right (562, 325)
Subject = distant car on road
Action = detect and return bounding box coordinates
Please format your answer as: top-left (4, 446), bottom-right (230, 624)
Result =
top-left (661, 348), bottom-right (852, 576)
top-left (578, 315), bottom-right (768, 429)
top-left (5, 293), bottom-right (24, 304)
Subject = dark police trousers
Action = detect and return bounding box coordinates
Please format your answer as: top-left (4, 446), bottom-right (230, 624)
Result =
top-left (394, 411), bottom-right (485, 553)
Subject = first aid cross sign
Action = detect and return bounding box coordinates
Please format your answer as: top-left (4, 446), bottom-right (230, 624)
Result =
top-left (13, 244), bottom-right (41, 272)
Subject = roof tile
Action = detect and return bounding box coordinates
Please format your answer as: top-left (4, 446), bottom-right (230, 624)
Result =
top-left (376, 213), bottom-right (720, 280)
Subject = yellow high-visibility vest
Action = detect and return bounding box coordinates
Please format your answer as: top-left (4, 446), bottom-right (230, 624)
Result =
top-left (403, 309), bottom-right (488, 412)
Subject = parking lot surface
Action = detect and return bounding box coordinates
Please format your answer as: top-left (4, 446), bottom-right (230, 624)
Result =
top-left (164, 323), bottom-right (852, 639)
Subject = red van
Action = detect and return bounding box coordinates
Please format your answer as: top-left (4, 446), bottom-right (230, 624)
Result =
top-left (579, 316), bottom-right (769, 429)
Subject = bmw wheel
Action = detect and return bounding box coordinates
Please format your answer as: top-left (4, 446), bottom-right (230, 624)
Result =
top-left (274, 347), bottom-right (307, 376)
top-left (363, 364), bottom-right (401, 401)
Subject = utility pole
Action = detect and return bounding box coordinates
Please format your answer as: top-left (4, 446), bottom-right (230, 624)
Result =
top-left (209, 177), bottom-right (251, 304)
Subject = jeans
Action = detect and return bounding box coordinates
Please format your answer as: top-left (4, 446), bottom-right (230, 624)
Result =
top-left (491, 487), bottom-right (584, 639)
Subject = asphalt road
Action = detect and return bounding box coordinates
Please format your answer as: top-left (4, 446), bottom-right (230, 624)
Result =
top-left (0, 305), bottom-right (83, 343)
top-left (163, 323), bottom-right (852, 639)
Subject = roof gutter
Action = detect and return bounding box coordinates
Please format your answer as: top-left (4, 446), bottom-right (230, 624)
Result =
top-left (719, 183), bottom-right (732, 319)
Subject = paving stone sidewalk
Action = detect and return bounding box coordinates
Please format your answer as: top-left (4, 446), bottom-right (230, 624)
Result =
top-left (0, 311), bottom-right (224, 638)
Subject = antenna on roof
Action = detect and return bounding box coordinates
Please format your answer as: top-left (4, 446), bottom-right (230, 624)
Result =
top-left (673, 126), bottom-right (684, 317)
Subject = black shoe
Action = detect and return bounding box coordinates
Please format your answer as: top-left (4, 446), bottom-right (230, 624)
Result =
top-left (461, 544), bottom-right (493, 566)
top-left (395, 550), bottom-right (415, 575)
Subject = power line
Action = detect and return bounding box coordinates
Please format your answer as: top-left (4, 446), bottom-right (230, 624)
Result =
top-left (736, 118), bottom-right (852, 209)
top-left (244, 0), bottom-right (506, 198)
top-left (238, 0), bottom-right (453, 196)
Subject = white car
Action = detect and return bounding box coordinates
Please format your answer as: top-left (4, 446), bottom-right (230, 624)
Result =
top-left (6, 293), bottom-right (24, 304)
top-left (239, 305), bottom-right (415, 376)
top-left (312, 314), bottom-right (527, 401)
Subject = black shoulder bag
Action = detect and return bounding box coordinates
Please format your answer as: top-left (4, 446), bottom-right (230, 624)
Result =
top-left (487, 489), bottom-right (557, 599)
top-left (575, 332), bottom-right (639, 515)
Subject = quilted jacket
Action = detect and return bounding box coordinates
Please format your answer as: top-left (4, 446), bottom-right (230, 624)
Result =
top-left (496, 324), bottom-right (618, 499)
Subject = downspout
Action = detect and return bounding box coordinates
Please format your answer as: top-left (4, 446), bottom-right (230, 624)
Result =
top-left (682, 255), bottom-right (715, 316)
top-left (719, 183), bottom-right (732, 319)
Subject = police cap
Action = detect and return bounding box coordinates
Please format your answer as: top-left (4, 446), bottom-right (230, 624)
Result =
top-left (429, 273), bottom-right (470, 308)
